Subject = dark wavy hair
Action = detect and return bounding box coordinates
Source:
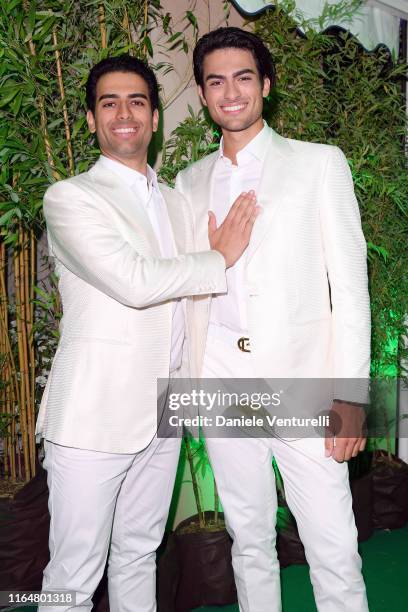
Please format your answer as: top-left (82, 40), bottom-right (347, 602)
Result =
top-left (193, 27), bottom-right (276, 89)
top-left (86, 54), bottom-right (159, 114)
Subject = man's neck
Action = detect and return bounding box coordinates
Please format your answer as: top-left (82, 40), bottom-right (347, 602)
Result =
top-left (221, 118), bottom-right (264, 165)
top-left (100, 151), bottom-right (148, 176)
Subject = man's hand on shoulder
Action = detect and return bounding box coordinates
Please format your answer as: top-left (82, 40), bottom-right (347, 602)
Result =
top-left (209, 190), bottom-right (260, 268)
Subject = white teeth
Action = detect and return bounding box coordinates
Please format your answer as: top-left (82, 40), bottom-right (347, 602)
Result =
top-left (114, 128), bottom-right (137, 133)
top-left (223, 104), bottom-right (246, 112)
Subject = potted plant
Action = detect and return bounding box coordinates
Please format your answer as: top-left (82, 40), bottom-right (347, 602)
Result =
top-left (368, 388), bottom-right (408, 530)
top-left (158, 436), bottom-right (237, 612)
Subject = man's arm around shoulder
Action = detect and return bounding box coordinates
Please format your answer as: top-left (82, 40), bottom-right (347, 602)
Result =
top-left (44, 178), bottom-right (226, 309)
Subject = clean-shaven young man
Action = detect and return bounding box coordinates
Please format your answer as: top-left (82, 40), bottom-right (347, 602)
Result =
top-left (176, 28), bottom-right (370, 612)
top-left (35, 54), bottom-right (259, 611)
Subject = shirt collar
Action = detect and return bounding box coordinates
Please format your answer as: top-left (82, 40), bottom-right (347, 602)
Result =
top-left (218, 120), bottom-right (270, 165)
top-left (98, 155), bottom-right (158, 191)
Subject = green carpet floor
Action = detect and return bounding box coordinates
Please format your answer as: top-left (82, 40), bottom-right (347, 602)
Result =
top-left (193, 525), bottom-right (408, 612)
top-left (6, 526), bottom-right (408, 611)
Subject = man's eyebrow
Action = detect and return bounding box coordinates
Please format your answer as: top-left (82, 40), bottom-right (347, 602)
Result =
top-left (98, 93), bottom-right (148, 102)
top-left (205, 68), bottom-right (257, 82)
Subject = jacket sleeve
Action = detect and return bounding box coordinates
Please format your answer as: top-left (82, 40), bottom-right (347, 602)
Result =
top-left (44, 180), bottom-right (226, 309)
top-left (319, 146), bottom-right (371, 385)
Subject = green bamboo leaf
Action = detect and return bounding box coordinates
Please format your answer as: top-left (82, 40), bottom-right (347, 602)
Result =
top-left (33, 71), bottom-right (52, 83)
top-left (144, 36), bottom-right (153, 57)
top-left (3, 231), bottom-right (18, 246)
top-left (0, 208), bottom-right (19, 225)
top-left (10, 190), bottom-right (20, 203)
top-left (0, 85), bottom-right (21, 107)
top-left (367, 242), bottom-right (389, 263)
top-left (35, 16), bottom-right (55, 40)
top-left (47, 118), bottom-right (64, 130)
top-left (11, 91), bottom-right (23, 115)
top-left (71, 116), bottom-right (86, 140)
top-left (6, 0), bottom-right (21, 13)
top-left (33, 286), bottom-right (50, 300)
top-left (163, 12), bottom-right (170, 34)
top-left (185, 11), bottom-right (197, 28)
top-left (28, 2), bottom-right (36, 34)
top-left (167, 32), bottom-right (182, 43)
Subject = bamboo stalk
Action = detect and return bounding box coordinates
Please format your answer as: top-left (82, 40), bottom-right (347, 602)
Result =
top-left (98, 3), bottom-right (107, 49)
top-left (52, 28), bottom-right (75, 176)
top-left (185, 437), bottom-right (205, 528)
top-left (0, 264), bottom-right (21, 410)
top-left (29, 230), bottom-right (36, 441)
top-left (3, 359), bottom-right (14, 482)
top-left (123, 7), bottom-right (133, 53)
top-left (144, 0), bottom-right (148, 28)
top-left (143, 0), bottom-right (149, 57)
top-left (2, 272), bottom-right (16, 482)
top-left (1, 349), bottom-right (9, 477)
top-left (30, 230), bottom-right (35, 329)
top-left (21, 230), bottom-right (35, 475)
top-left (0, 241), bottom-right (9, 479)
top-left (13, 231), bottom-right (30, 482)
top-left (10, 381), bottom-right (17, 481)
top-left (214, 478), bottom-right (219, 526)
top-left (11, 172), bottom-right (33, 480)
top-left (17, 440), bottom-right (22, 480)
top-left (22, 0), bottom-right (59, 180)
top-left (2, 404), bottom-right (9, 478)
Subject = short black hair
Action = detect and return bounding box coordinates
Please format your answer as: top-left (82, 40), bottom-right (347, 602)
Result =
top-left (86, 54), bottom-right (159, 114)
top-left (193, 27), bottom-right (275, 89)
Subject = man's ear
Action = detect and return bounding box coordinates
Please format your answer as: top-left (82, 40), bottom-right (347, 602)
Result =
top-left (152, 108), bottom-right (159, 133)
top-left (262, 77), bottom-right (271, 99)
top-left (87, 110), bottom-right (96, 134)
top-left (197, 85), bottom-right (207, 107)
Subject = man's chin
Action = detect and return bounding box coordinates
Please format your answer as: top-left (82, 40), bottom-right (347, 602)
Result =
top-left (216, 117), bottom-right (257, 133)
top-left (106, 144), bottom-right (144, 157)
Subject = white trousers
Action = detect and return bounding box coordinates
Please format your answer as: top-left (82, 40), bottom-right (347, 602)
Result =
top-left (203, 330), bottom-right (369, 612)
top-left (39, 436), bottom-right (181, 612)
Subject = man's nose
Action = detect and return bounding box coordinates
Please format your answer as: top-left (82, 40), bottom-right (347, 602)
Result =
top-left (224, 80), bottom-right (240, 100)
top-left (116, 101), bottom-right (132, 119)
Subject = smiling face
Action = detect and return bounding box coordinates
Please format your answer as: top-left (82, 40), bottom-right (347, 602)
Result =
top-left (198, 47), bottom-right (270, 141)
top-left (87, 71), bottom-right (158, 171)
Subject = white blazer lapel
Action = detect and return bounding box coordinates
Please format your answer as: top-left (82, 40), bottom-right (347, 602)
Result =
top-left (246, 130), bottom-right (294, 262)
top-left (190, 154), bottom-right (218, 251)
top-left (87, 159), bottom-right (161, 255)
top-left (162, 185), bottom-right (188, 255)
top-left (189, 133), bottom-right (294, 262)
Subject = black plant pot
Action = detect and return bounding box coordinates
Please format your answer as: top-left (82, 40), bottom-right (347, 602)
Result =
top-left (371, 450), bottom-right (408, 530)
top-left (350, 471), bottom-right (374, 542)
top-left (0, 466), bottom-right (50, 594)
top-left (0, 466), bottom-right (109, 612)
top-left (158, 511), bottom-right (237, 612)
top-left (350, 464), bottom-right (374, 542)
top-left (276, 523), bottom-right (307, 568)
top-left (346, 450), bottom-right (374, 542)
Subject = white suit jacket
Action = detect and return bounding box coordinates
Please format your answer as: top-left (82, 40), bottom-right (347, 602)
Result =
top-left (35, 158), bottom-right (226, 453)
top-left (176, 128), bottom-right (371, 392)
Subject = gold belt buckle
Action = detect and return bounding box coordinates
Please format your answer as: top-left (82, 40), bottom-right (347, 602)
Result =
top-left (237, 337), bottom-right (251, 353)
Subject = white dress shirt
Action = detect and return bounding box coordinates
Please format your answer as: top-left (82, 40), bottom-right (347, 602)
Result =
top-left (99, 156), bottom-right (185, 372)
top-left (209, 123), bottom-right (270, 334)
